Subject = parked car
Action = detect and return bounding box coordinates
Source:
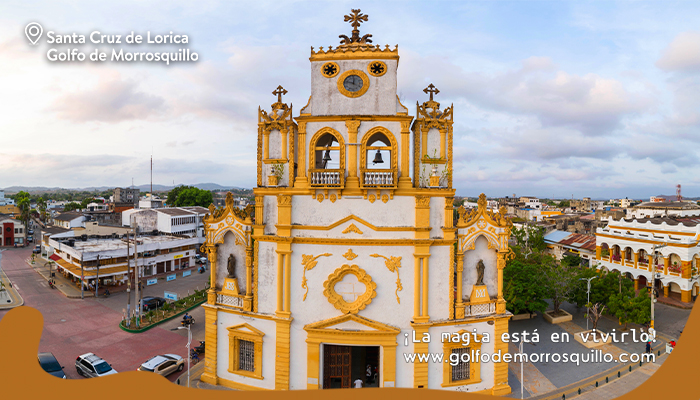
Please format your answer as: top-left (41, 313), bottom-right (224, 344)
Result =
top-left (27, 236), bottom-right (33, 242)
top-left (38, 352), bottom-right (66, 379)
top-left (75, 353), bottom-right (117, 378)
top-left (142, 296), bottom-right (167, 311)
top-left (28, 229), bottom-right (34, 235)
top-left (196, 255), bottom-right (208, 264)
top-left (137, 354), bottom-right (184, 376)
top-left (33, 245), bottom-right (41, 254)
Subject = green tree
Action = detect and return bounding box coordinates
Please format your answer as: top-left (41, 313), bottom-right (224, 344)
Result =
top-left (64, 202), bottom-right (82, 212)
top-left (543, 258), bottom-right (578, 315)
top-left (558, 200), bottom-right (571, 208)
top-left (174, 187), bottom-right (213, 208)
top-left (607, 291), bottom-right (651, 330)
top-left (504, 259), bottom-right (549, 314)
top-left (15, 191), bottom-right (31, 227)
top-left (167, 185), bottom-right (195, 206)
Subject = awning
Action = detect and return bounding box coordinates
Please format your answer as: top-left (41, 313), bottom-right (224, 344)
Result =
top-left (49, 254), bottom-right (61, 261)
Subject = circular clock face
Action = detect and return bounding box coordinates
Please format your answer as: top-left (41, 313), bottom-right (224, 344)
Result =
top-left (343, 75), bottom-right (364, 92)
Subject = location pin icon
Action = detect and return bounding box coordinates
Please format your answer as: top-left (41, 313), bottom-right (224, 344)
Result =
top-left (25, 22), bottom-right (43, 45)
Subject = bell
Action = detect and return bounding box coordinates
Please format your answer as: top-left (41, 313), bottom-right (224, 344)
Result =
top-left (322, 148), bottom-right (332, 163)
top-left (372, 149), bottom-right (384, 164)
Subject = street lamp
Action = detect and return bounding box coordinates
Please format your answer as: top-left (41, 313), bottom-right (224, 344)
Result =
top-left (649, 243), bottom-right (667, 331)
top-left (172, 325), bottom-right (191, 388)
top-left (580, 276), bottom-right (597, 330)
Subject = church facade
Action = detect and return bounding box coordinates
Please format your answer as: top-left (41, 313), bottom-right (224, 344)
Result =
top-left (199, 10), bottom-right (513, 394)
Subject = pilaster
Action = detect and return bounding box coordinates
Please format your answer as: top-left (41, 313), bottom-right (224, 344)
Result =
top-left (200, 305), bottom-right (219, 385)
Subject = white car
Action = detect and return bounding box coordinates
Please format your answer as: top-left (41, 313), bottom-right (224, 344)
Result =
top-left (138, 354), bottom-right (184, 376)
top-left (75, 353), bottom-right (118, 378)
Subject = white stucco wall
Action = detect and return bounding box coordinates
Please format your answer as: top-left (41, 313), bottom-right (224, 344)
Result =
top-left (309, 59), bottom-right (399, 116)
top-left (291, 196), bottom-right (414, 227)
top-left (263, 196), bottom-right (278, 235)
top-left (217, 231), bottom-right (247, 292)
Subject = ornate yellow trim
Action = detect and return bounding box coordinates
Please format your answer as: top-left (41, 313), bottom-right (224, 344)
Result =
top-left (308, 126), bottom-right (346, 183)
top-left (442, 331), bottom-right (483, 387)
top-left (323, 264), bottom-right (376, 314)
top-left (253, 241), bottom-right (259, 312)
top-left (254, 236), bottom-right (455, 246)
top-left (301, 253), bottom-right (332, 301)
top-left (309, 44), bottom-right (399, 62)
top-left (337, 69), bottom-right (370, 98)
top-left (359, 126), bottom-right (398, 189)
top-left (299, 96), bottom-right (312, 115)
top-left (321, 61), bottom-right (340, 78)
top-left (368, 194), bottom-right (376, 203)
top-left (342, 223), bottom-right (364, 234)
top-left (227, 323), bottom-right (264, 380)
top-left (295, 114), bottom-right (413, 122)
top-left (370, 254), bottom-right (403, 303)
top-left (367, 60), bottom-right (387, 77)
top-left (343, 249), bottom-right (358, 260)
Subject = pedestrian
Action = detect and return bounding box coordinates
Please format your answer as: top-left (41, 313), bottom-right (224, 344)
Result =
top-left (353, 378), bottom-right (363, 388)
top-left (645, 340), bottom-right (651, 354)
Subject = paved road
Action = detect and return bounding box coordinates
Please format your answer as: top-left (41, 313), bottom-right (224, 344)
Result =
top-left (0, 246), bottom-right (207, 382)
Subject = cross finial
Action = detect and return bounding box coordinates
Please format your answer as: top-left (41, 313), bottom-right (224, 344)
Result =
top-left (272, 85), bottom-right (288, 103)
top-left (423, 84), bottom-right (440, 101)
top-left (339, 9), bottom-right (372, 45)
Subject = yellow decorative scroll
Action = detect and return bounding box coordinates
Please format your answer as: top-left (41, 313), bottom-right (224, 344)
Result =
top-left (301, 253), bottom-right (332, 301)
top-left (370, 254), bottom-right (403, 303)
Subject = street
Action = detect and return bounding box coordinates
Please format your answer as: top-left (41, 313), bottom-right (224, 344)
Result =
top-left (0, 245), bottom-right (207, 382)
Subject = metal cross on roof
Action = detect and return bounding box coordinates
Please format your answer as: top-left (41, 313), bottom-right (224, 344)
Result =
top-left (423, 84), bottom-right (440, 101)
top-left (340, 9), bottom-right (372, 44)
top-left (272, 85), bottom-right (288, 103)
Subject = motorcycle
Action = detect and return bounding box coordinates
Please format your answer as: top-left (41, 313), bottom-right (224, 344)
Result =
top-left (48, 280), bottom-right (55, 289)
top-left (103, 289), bottom-right (110, 297)
top-left (194, 340), bottom-right (205, 354)
top-left (181, 316), bottom-right (195, 327)
top-left (198, 266), bottom-right (206, 274)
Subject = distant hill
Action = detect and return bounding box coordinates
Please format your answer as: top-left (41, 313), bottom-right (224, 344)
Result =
top-left (2, 183), bottom-right (246, 194)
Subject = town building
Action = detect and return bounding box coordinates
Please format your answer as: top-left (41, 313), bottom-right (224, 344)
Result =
top-left (570, 197), bottom-right (592, 212)
top-left (595, 216), bottom-right (700, 303)
top-left (0, 204), bottom-right (20, 216)
top-left (113, 187), bottom-right (139, 207)
top-left (138, 195), bottom-right (164, 209)
top-left (122, 206), bottom-right (208, 243)
top-left (197, 11), bottom-right (513, 394)
top-left (0, 190), bottom-right (15, 206)
top-left (544, 230), bottom-right (596, 266)
top-left (51, 211), bottom-right (85, 229)
top-left (627, 201), bottom-right (700, 220)
top-left (519, 196), bottom-right (541, 209)
top-left (42, 227), bottom-right (198, 288)
top-left (0, 214), bottom-right (25, 247)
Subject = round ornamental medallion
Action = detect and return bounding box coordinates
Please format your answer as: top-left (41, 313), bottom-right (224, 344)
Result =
top-left (477, 219), bottom-right (487, 229)
top-left (367, 60), bottom-right (387, 77)
top-left (226, 216), bottom-right (234, 225)
top-left (323, 265), bottom-right (377, 314)
top-left (321, 62), bottom-right (339, 78)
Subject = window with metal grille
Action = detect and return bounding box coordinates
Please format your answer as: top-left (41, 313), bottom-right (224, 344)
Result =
top-left (451, 347), bottom-right (470, 381)
top-left (238, 339), bottom-right (255, 372)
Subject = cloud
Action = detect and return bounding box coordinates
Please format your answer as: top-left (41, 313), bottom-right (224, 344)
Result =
top-left (50, 72), bottom-right (167, 122)
top-left (656, 31), bottom-right (700, 72)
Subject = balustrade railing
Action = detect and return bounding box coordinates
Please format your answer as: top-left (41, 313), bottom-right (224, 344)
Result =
top-left (309, 169), bottom-right (344, 188)
top-left (360, 170), bottom-right (397, 188)
top-left (216, 293), bottom-right (244, 309)
top-left (460, 300), bottom-right (497, 317)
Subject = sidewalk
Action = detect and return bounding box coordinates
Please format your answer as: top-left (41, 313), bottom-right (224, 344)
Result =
top-left (27, 256), bottom-right (92, 299)
top-left (0, 265), bottom-right (24, 309)
top-left (176, 358), bottom-right (231, 390)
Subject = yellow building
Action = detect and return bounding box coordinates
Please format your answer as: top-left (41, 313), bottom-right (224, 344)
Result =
top-left (200, 10), bottom-right (513, 393)
top-left (0, 204), bottom-right (20, 216)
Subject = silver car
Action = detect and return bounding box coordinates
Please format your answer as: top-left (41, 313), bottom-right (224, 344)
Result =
top-left (75, 353), bottom-right (118, 378)
top-left (138, 354), bottom-right (184, 377)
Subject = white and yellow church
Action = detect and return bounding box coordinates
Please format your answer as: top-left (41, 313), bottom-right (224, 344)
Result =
top-left (199, 10), bottom-right (513, 394)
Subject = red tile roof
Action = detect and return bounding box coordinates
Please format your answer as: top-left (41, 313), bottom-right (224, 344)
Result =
top-left (559, 233), bottom-right (597, 251)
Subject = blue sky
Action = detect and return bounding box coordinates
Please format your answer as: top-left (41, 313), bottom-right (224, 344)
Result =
top-left (1, 1), bottom-right (699, 199)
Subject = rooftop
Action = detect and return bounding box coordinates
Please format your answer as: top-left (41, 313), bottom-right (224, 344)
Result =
top-left (66, 234), bottom-right (196, 254)
top-left (634, 201), bottom-right (700, 209)
top-left (54, 211), bottom-right (84, 221)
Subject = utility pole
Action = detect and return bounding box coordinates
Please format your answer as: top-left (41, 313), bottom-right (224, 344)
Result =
top-left (580, 276), bottom-right (597, 331)
top-left (650, 243), bottom-right (667, 330)
top-left (95, 254), bottom-right (100, 297)
top-left (80, 254), bottom-right (84, 300)
top-left (133, 224), bottom-right (140, 327)
top-left (126, 230), bottom-right (132, 327)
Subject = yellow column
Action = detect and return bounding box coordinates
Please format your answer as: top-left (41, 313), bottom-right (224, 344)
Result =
top-left (345, 120), bottom-right (361, 192)
top-left (681, 290), bottom-right (691, 302)
top-left (296, 122), bottom-right (308, 187)
top-left (276, 252), bottom-right (284, 313)
top-left (412, 324), bottom-right (429, 388)
top-left (663, 285), bottom-right (669, 297)
top-left (633, 252), bottom-right (638, 269)
top-left (414, 256), bottom-right (421, 318)
top-left (382, 344), bottom-right (397, 388)
top-left (207, 245), bottom-right (217, 304)
top-left (497, 252), bottom-right (507, 313)
top-left (399, 121), bottom-right (412, 188)
top-left (634, 278), bottom-right (639, 291)
top-left (284, 252), bottom-right (291, 312)
top-left (244, 245), bottom-right (253, 311)
top-left (664, 256), bottom-right (669, 275)
top-left (263, 129), bottom-right (271, 160)
top-left (681, 261), bottom-right (692, 279)
top-left (200, 305), bottom-right (219, 385)
top-left (422, 256), bottom-right (429, 319)
top-left (596, 246), bottom-right (601, 260)
top-left (491, 317), bottom-right (512, 396)
top-left (275, 318), bottom-right (291, 390)
top-left (421, 127), bottom-right (428, 159)
top-left (306, 342), bottom-right (320, 389)
top-left (439, 128), bottom-right (446, 159)
top-left (648, 255), bottom-right (654, 272)
top-left (456, 253), bottom-right (465, 319)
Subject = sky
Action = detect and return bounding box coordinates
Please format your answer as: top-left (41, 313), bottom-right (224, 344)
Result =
top-left (1, 1), bottom-right (700, 199)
